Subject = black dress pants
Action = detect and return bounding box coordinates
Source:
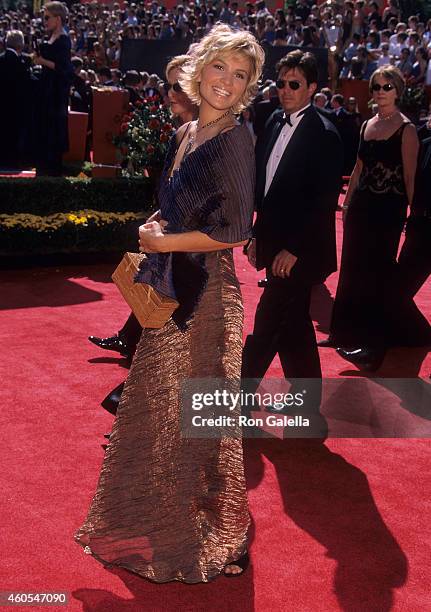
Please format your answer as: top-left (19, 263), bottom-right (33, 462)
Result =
top-left (35, 150), bottom-right (63, 177)
top-left (242, 273), bottom-right (322, 412)
top-left (118, 312), bottom-right (143, 352)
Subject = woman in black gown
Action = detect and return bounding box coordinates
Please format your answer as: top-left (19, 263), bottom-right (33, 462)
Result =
top-left (34, 1), bottom-right (73, 176)
top-left (323, 66), bottom-right (431, 370)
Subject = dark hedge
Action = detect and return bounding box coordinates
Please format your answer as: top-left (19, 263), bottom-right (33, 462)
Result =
top-left (0, 176), bottom-right (155, 215)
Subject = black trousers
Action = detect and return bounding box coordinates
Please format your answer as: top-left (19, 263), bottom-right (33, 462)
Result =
top-left (35, 150), bottom-right (63, 177)
top-left (242, 273), bottom-right (322, 411)
top-left (119, 312), bottom-right (143, 351)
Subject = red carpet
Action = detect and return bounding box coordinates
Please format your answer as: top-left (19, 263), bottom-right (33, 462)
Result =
top-left (2, 210), bottom-right (431, 611)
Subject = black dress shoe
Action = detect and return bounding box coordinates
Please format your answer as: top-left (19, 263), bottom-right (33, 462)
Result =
top-left (336, 347), bottom-right (385, 372)
top-left (101, 382), bottom-right (125, 415)
top-left (88, 334), bottom-right (131, 357)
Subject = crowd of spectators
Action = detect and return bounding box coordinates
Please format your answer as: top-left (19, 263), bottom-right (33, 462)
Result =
top-left (1, 0), bottom-right (431, 86)
top-left (1, 0), bottom-right (431, 171)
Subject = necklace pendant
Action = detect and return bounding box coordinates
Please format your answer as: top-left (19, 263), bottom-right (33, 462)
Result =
top-left (184, 138), bottom-right (194, 157)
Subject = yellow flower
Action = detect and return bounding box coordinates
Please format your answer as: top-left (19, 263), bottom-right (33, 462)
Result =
top-left (68, 214), bottom-right (77, 221)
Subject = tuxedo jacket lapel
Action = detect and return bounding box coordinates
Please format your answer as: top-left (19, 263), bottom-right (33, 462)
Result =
top-left (256, 113), bottom-right (284, 205)
top-left (264, 112), bottom-right (312, 201)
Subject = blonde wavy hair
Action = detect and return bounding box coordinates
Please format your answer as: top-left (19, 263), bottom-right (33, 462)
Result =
top-left (165, 54), bottom-right (190, 79)
top-left (44, 1), bottom-right (69, 24)
top-left (179, 25), bottom-right (265, 114)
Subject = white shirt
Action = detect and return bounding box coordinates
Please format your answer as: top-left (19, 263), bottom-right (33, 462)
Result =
top-left (264, 104), bottom-right (310, 197)
top-left (324, 25), bottom-right (341, 47)
top-left (378, 54), bottom-right (391, 66)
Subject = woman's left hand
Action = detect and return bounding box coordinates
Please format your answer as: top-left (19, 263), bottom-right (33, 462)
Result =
top-left (138, 220), bottom-right (168, 253)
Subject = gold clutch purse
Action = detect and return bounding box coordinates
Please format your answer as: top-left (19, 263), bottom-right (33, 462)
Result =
top-left (112, 252), bottom-right (178, 329)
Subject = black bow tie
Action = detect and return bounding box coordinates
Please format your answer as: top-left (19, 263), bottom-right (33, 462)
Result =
top-left (279, 113), bottom-right (292, 127)
top-left (278, 108), bottom-right (307, 128)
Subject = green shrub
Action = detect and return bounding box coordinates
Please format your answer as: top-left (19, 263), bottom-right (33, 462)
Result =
top-left (0, 210), bottom-right (148, 255)
top-left (0, 176), bottom-right (155, 215)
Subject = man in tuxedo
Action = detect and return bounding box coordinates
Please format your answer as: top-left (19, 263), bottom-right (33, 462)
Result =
top-left (0, 30), bottom-right (32, 168)
top-left (242, 50), bottom-right (342, 422)
top-left (253, 84), bottom-right (280, 139)
top-left (330, 94), bottom-right (359, 176)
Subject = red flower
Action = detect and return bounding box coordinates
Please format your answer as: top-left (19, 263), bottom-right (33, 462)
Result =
top-left (150, 105), bottom-right (158, 113)
top-left (146, 144), bottom-right (155, 154)
top-left (120, 122), bottom-right (129, 132)
top-left (148, 118), bottom-right (160, 130)
top-left (160, 133), bottom-right (169, 143)
top-left (162, 123), bottom-right (173, 133)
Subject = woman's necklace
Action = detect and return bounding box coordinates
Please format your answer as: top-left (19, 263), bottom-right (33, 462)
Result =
top-left (377, 110), bottom-right (398, 121)
top-left (183, 109), bottom-right (232, 156)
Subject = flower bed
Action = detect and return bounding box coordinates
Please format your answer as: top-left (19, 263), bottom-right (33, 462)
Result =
top-left (0, 210), bottom-right (148, 255)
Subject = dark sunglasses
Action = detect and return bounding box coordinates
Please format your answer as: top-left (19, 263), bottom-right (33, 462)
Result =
top-left (371, 83), bottom-right (395, 92)
top-left (166, 82), bottom-right (183, 93)
top-left (276, 79), bottom-right (302, 91)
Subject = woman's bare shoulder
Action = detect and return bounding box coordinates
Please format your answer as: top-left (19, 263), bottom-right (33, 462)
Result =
top-left (175, 121), bottom-right (194, 144)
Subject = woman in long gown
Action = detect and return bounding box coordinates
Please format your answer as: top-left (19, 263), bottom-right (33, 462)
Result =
top-left (75, 25), bottom-right (265, 583)
top-left (34, 1), bottom-right (73, 176)
top-left (322, 66), bottom-right (431, 370)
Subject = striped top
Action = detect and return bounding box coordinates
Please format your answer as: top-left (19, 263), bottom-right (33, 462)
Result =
top-left (136, 123), bottom-right (255, 329)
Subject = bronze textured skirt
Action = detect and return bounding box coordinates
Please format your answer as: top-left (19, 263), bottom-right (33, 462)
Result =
top-left (74, 250), bottom-right (250, 583)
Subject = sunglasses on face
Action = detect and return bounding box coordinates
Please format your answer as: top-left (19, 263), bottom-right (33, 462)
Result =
top-left (276, 79), bottom-right (302, 91)
top-left (371, 83), bottom-right (395, 92)
top-left (166, 82), bottom-right (183, 93)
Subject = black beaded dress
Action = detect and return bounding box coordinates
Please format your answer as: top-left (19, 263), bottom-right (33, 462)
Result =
top-left (328, 121), bottom-right (431, 348)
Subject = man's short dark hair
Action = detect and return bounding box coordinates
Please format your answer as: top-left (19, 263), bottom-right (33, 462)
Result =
top-left (99, 66), bottom-right (112, 79)
top-left (332, 93), bottom-right (344, 106)
top-left (71, 56), bottom-right (83, 70)
top-left (276, 50), bottom-right (318, 85)
top-left (124, 70), bottom-right (141, 86)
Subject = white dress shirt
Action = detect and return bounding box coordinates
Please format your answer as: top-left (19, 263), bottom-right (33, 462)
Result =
top-left (264, 104), bottom-right (310, 197)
